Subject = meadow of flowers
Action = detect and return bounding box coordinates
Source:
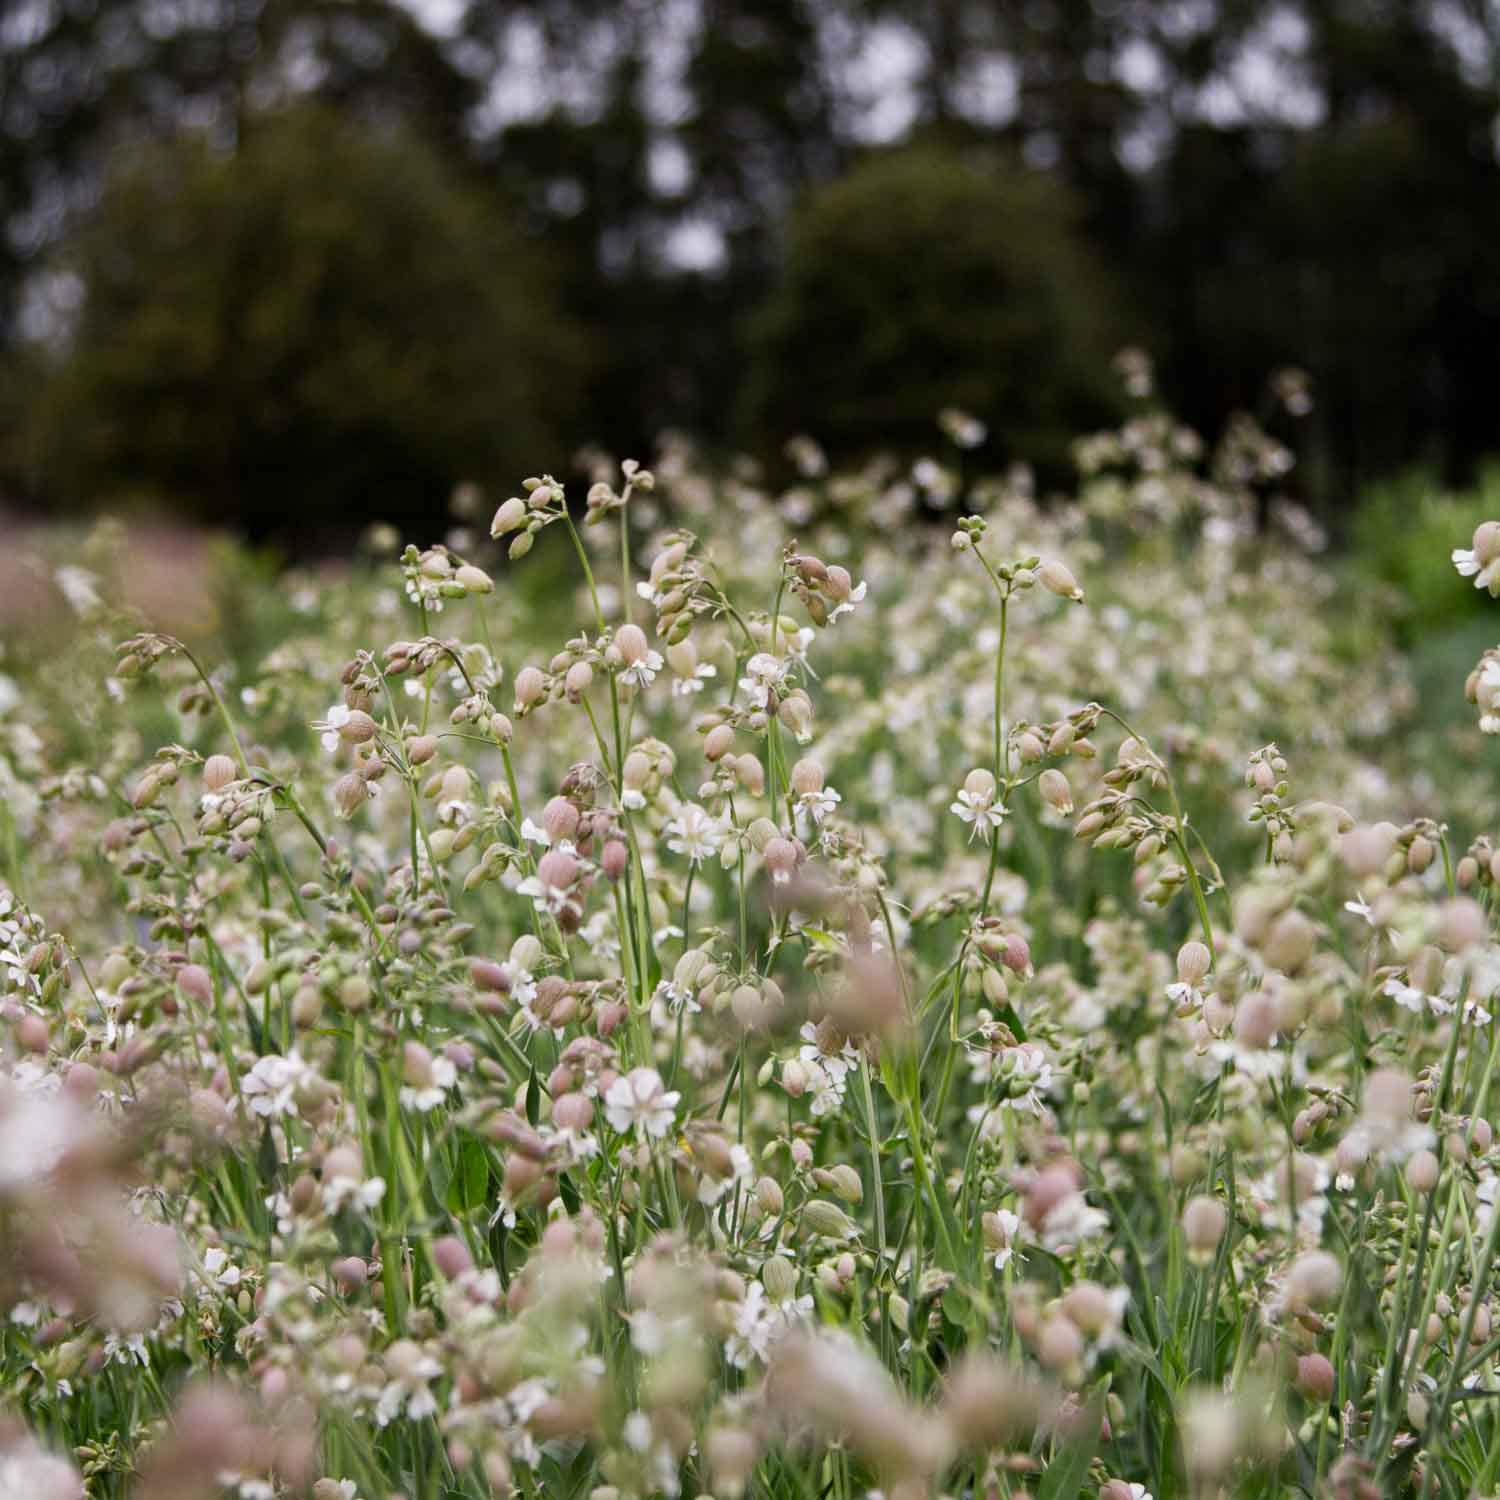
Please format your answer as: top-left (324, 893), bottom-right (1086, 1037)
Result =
top-left (7, 359), bottom-right (1500, 1500)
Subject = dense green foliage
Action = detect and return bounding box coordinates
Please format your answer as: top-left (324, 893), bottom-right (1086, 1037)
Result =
top-left (5, 1), bottom-right (1500, 524)
top-left (740, 151), bottom-right (1123, 477)
top-left (21, 109), bottom-right (582, 537)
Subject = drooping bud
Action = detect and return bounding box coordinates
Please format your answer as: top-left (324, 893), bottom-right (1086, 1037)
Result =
top-left (1038, 558), bottom-right (1084, 602)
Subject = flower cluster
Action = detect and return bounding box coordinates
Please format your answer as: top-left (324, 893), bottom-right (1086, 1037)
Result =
top-left (2, 393), bottom-right (1499, 1500)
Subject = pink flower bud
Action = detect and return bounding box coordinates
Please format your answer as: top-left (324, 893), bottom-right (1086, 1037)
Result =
top-left (432, 1235), bottom-right (475, 1280)
top-left (177, 963), bottom-right (213, 1005)
top-left (331, 1257), bottom-right (368, 1291)
top-left (614, 624), bottom-right (649, 664)
top-left (1295, 1353), bottom-right (1336, 1402)
top-left (203, 754), bottom-right (237, 792)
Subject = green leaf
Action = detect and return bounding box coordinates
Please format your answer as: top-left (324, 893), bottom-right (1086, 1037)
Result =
top-left (525, 1066), bottom-right (541, 1126)
top-left (256, 1120), bottom-right (279, 1189)
top-left (446, 1139), bottom-right (490, 1214)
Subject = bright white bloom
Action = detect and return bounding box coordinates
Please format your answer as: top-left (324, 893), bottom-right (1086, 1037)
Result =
top-left (951, 787), bottom-right (1007, 838)
top-left (739, 652), bottom-right (789, 709)
top-left (375, 1349), bottom-right (442, 1425)
top-left (322, 1172), bottom-right (386, 1216)
top-left (241, 1050), bottom-right (312, 1118)
top-left (652, 979), bottom-right (701, 1017)
top-left (989, 1208), bottom-right (1021, 1271)
top-left (664, 803), bottom-right (727, 865)
top-left (315, 704), bottom-right (352, 753)
top-left (620, 649), bottom-right (665, 689)
top-left (697, 1143), bottom-right (753, 1206)
top-left (604, 1067), bottom-right (680, 1139)
top-left (202, 1246), bottom-right (242, 1288)
top-left (996, 1043), bottom-right (1054, 1115)
top-left (399, 1054), bottom-right (457, 1112)
top-left (1454, 546), bottom-right (1500, 595)
top-left (55, 564), bottom-right (103, 616)
top-left (672, 663), bottom-right (717, 696)
top-left (794, 786), bottom-right (842, 834)
top-left (827, 579), bottom-right (868, 624)
top-left (725, 1280), bottom-right (813, 1368)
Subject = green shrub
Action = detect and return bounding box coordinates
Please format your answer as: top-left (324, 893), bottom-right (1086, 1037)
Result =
top-left (740, 147), bottom-right (1126, 478)
top-left (23, 106), bottom-right (583, 538)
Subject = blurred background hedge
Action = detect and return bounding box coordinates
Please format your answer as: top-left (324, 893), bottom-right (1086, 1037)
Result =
top-left (4, 0), bottom-right (1500, 541)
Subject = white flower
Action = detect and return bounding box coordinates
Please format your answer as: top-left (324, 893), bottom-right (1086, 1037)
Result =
top-left (1343, 895), bottom-right (1376, 927)
top-left (738, 652), bottom-right (789, 709)
top-left (515, 874), bottom-right (581, 921)
top-left (725, 1280), bottom-right (812, 1368)
top-left (989, 1208), bottom-right (1021, 1271)
top-left (1454, 546), bottom-right (1500, 595)
top-left (241, 1050), bottom-right (312, 1118)
top-left (315, 703), bottom-right (352, 753)
top-left (665, 803), bottom-right (727, 865)
top-left (202, 1246), bottom-right (242, 1288)
top-left (996, 1043), bottom-right (1054, 1115)
top-left (55, 564), bottom-right (103, 616)
top-left (794, 786), bottom-right (842, 834)
top-left (604, 1067), bottom-right (680, 1138)
top-left (827, 579), bottom-right (868, 623)
top-left (399, 1055), bottom-right (457, 1113)
top-left (653, 979), bottom-right (701, 1017)
top-left (323, 1172), bottom-right (386, 1215)
top-left (1384, 977), bottom-right (1428, 1014)
top-left (697, 1142), bottom-right (753, 1206)
top-left (621, 649), bottom-right (664, 689)
top-left (950, 788), bottom-right (1007, 838)
top-left (375, 1350), bottom-right (442, 1425)
top-left (672, 663), bottom-right (717, 696)
top-left (1036, 1190), bottom-right (1109, 1252)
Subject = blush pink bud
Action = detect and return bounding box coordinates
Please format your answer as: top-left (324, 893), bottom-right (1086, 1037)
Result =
top-left (177, 963), bottom-right (213, 1004)
top-left (432, 1235), bottom-right (475, 1280)
top-left (537, 848), bottom-right (579, 891)
top-left (514, 666), bottom-right (546, 709)
top-left (1037, 768), bottom-right (1073, 815)
top-left (764, 837), bottom-right (798, 885)
top-left (596, 1001), bottom-right (628, 1036)
top-left (1407, 1150), bottom-right (1440, 1192)
top-left (704, 724), bottom-right (734, 761)
top-left (203, 754), bottom-right (237, 792)
top-left (553, 1092), bottom-right (594, 1131)
top-left (1436, 898), bottom-right (1488, 953)
top-left (1002, 933), bottom-right (1032, 976)
top-left (601, 840), bottom-right (629, 880)
top-left (614, 624), bottom-right (649, 664)
top-left (1038, 557), bottom-right (1083, 601)
top-left (471, 959), bottom-right (510, 993)
top-left (16, 1013), bottom-right (49, 1053)
top-left (1295, 1353), bottom-right (1336, 1402)
top-left (331, 1257), bottom-right (368, 1291)
top-left (1182, 1195), bottom-right (1226, 1257)
top-left (790, 757), bottom-right (824, 794)
top-left (1024, 1160), bottom-right (1083, 1227)
top-left (65, 1061), bottom-right (100, 1098)
top-left (1176, 941), bottom-right (1212, 986)
top-left (542, 796), bottom-right (581, 843)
